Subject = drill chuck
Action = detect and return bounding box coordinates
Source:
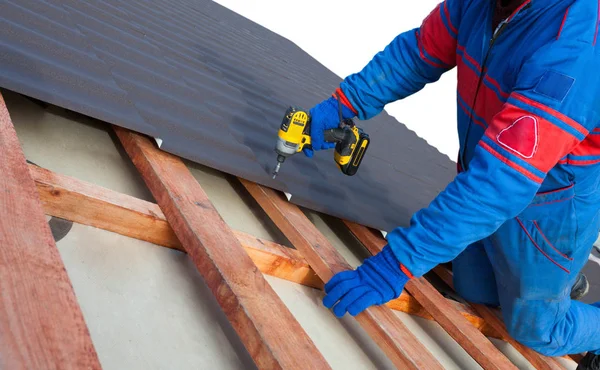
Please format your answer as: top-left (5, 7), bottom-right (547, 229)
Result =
top-left (272, 154), bottom-right (286, 179)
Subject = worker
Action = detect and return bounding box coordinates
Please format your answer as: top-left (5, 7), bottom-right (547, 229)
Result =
top-left (305, 0), bottom-right (600, 368)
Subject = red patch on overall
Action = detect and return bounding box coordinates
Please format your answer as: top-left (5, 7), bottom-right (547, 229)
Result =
top-left (497, 116), bottom-right (539, 158)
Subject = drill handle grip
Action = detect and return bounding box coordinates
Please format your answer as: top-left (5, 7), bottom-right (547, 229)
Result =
top-left (324, 127), bottom-right (356, 157)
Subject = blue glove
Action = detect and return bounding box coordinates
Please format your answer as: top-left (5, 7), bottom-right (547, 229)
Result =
top-left (323, 245), bottom-right (411, 317)
top-left (303, 95), bottom-right (356, 157)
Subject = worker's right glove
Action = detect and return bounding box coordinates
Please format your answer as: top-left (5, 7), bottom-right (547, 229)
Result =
top-left (322, 245), bottom-right (412, 317)
top-left (303, 91), bottom-right (356, 157)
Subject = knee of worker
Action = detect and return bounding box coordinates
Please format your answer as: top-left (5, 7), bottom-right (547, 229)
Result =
top-left (453, 276), bottom-right (500, 306)
top-left (452, 244), bottom-right (500, 306)
top-left (504, 301), bottom-right (570, 357)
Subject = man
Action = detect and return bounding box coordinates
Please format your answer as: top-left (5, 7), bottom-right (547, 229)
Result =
top-left (305, 0), bottom-right (600, 367)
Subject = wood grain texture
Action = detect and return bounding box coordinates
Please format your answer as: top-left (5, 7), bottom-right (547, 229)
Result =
top-left (31, 163), bottom-right (501, 337)
top-left (386, 292), bottom-right (499, 338)
top-left (407, 278), bottom-right (517, 370)
top-left (344, 222), bottom-right (516, 370)
top-left (0, 93), bottom-right (101, 369)
top-left (240, 179), bottom-right (443, 370)
top-left (31, 164), bottom-right (324, 290)
top-left (31, 164), bottom-right (181, 249)
top-left (114, 127), bottom-right (330, 370)
top-left (433, 266), bottom-right (567, 370)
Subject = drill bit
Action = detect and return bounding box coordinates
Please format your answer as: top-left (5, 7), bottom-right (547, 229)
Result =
top-left (272, 154), bottom-right (285, 179)
top-left (272, 162), bottom-right (281, 179)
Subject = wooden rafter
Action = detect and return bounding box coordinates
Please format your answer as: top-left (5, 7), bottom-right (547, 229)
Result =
top-left (0, 93), bottom-right (101, 369)
top-left (113, 127), bottom-right (330, 369)
top-left (30, 163), bottom-right (503, 339)
top-left (344, 221), bottom-right (568, 370)
top-left (22, 121), bottom-right (581, 368)
top-left (30, 164), bottom-right (321, 290)
top-left (240, 179), bottom-right (444, 370)
top-left (343, 221), bottom-right (516, 369)
top-left (433, 266), bottom-right (566, 370)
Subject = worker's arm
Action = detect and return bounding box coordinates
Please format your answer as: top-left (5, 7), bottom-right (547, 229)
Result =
top-left (339, 0), bottom-right (463, 120)
top-left (389, 39), bottom-right (599, 277)
top-left (305, 0), bottom-right (463, 156)
top-left (324, 38), bottom-right (600, 316)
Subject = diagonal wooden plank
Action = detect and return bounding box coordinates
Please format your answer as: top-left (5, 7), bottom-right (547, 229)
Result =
top-left (343, 221), bottom-right (516, 370)
top-left (433, 266), bottom-right (566, 370)
top-left (0, 93), bottom-right (101, 369)
top-left (113, 127), bottom-right (330, 370)
top-left (30, 163), bottom-right (323, 288)
top-left (344, 222), bottom-right (567, 369)
top-left (240, 179), bottom-right (443, 370)
top-left (31, 163), bottom-right (182, 249)
top-left (29, 162), bottom-right (499, 336)
top-left (341, 224), bottom-right (562, 369)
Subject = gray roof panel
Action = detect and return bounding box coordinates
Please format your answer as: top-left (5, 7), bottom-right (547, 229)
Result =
top-left (0, 0), bottom-right (455, 231)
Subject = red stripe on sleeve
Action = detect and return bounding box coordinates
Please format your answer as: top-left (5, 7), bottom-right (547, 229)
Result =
top-left (333, 88), bottom-right (358, 115)
top-left (571, 134), bottom-right (600, 157)
top-left (480, 141), bottom-right (544, 183)
top-left (419, 3), bottom-right (457, 67)
top-left (443, 1), bottom-right (459, 34)
top-left (557, 8), bottom-right (570, 40)
top-left (512, 93), bottom-right (588, 136)
top-left (416, 31), bottom-right (449, 68)
top-left (485, 104), bottom-right (581, 173)
top-left (594, 0), bottom-right (599, 45)
top-left (400, 264), bottom-right (414, 279)
top-left (564, 158), bottom-right (600, 166)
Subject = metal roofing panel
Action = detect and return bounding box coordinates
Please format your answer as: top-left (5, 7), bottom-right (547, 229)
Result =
top-left (0, 0), bottom-right (455, 232)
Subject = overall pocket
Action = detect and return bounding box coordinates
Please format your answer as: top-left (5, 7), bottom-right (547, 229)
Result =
top-left (516, 184), bottom-right (577, 273)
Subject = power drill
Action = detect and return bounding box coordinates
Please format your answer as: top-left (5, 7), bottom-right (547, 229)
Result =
top-left (271, 101), bottom-right (370, 179)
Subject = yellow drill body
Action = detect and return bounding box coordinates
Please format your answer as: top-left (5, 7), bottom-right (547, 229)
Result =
top-left (272, 106), bottom-right (370, 178)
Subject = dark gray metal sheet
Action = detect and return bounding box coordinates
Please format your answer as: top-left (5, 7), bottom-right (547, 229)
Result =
top-left (0, 0), bottom-right (456, 232)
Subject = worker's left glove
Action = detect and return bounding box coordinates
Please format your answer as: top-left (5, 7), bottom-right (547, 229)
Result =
top-left (323, 245), bottom-right (411, 317)
top-left (304, 93), bottom-right (356, 157)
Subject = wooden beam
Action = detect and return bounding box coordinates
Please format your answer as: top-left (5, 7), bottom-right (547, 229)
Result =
top-left (433, 266), bottom-right (567, 370)
top-left (31, 164), bottom-right (181, 250)
top-left (113, 127), bottom-right (330, 370)
top-left (344, 223), bottom-right (568, 369)
top-left (406, 278), bottom-right (516, 369)
top-left (0, 93), bottom-right (101, 369)
top-left (30, 164), bottom-right (322, 290)
top-left (32, 162), bottom-right (503, 339)
top-left (343, 221), bottom-right (516, 370)
top-left (240, 180), bottom-right (443, 370)
top-left (385, 295), bottom-right (498, 338)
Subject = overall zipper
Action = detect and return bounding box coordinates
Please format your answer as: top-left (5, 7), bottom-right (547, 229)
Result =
top-left (459, 1), bottom-right (531, 171)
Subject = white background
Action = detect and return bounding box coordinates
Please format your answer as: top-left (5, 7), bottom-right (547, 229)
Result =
top-left (213, 0), bottom-right (459, 160)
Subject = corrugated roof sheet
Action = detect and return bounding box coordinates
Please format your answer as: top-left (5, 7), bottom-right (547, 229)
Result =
top-left (0, 0), bottom-right (455, 231)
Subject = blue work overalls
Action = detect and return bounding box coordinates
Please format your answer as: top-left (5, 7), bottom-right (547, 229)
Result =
top-left (338, 0), bottom-right (600, 356)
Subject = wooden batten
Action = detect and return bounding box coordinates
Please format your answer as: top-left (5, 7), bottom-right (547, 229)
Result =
top-left (0, 93), bottom-right (101, 369)
top-left (240, 179), bottom-right (444, 370)
top-left (31, 163), bottom-right (501, 338)
top-left (114, 127), bottom-right (330, 370)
